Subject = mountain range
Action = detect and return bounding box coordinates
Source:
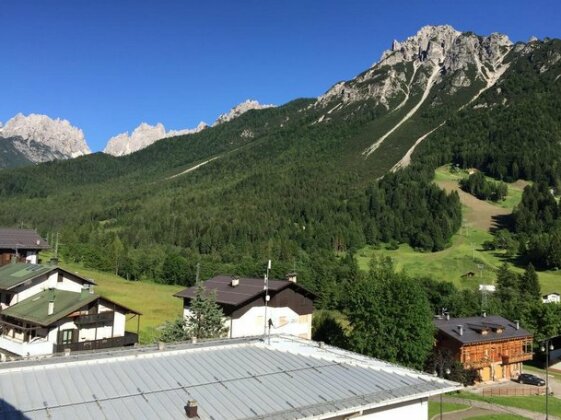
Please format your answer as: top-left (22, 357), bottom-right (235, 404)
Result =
top-left (0, 99), bottom-right (275, 167)
top-left (0, 25), bottom-right (560, 285)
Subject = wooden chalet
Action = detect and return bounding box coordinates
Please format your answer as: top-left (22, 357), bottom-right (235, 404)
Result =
top-left (434, 315), bottom-right (533, 382)
top-left (0, 229), bottom-right (49, 266)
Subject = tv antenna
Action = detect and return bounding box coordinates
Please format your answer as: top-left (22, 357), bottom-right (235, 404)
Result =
top-left (263, 259), bottom-right (271, 344)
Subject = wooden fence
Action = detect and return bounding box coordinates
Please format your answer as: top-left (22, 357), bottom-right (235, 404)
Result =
top-left (482, 385), bottom-right (546, 397)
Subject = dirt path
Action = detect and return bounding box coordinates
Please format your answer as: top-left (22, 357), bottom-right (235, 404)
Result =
top-left (436, 180), bottom-right (511, 231)
top-left (391, 122), bottom-right (445, 172)
top-left (441, 396), bottom-right (559, 420)
top-left (167, 156), bottom-right (219, 179)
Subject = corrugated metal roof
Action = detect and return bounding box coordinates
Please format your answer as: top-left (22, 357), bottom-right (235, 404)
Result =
top-left (0, 336), bottom-right (459, 419)
top-left (0, 229), bottom-right (49, 250)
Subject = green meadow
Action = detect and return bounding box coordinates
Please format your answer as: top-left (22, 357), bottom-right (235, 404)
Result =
top-left (356, 165), bottom-right (560, 293)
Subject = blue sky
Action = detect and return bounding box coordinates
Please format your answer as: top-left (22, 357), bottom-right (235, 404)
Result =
top-left (1, 0), bottom-right (559, 152)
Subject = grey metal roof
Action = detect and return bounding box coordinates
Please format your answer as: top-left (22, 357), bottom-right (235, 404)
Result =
top-left (434, 315), bottom-right (532, 345)
top-left (0, 336), bottom-right (459, 420)
top-left (0, 228), bottom-right (49, 250)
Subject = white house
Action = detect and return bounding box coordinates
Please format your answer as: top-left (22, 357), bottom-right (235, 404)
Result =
top-left (0, 263), bottom-right (140, 358)
top-left (0, 228), bottom-right (49, 266)
top-left (543, 292), bottom-right (561, 304)
top-left (0, 335), bottom-right (461, 419)
top-left (174, 274), bottom-right (315, 339)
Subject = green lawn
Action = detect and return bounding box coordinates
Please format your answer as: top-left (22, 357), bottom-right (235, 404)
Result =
top-left (59, 261), bottom-right (184, 344)
top-left (428, 401), bottom-right (468, 418)
top-left (454, 391), bottom-right (561, 417)
top-left (467, 415), bottom-right (526, 420)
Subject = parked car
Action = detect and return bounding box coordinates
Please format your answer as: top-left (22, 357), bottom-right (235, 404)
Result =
top-left (517, 373), bottom-right (546, 386)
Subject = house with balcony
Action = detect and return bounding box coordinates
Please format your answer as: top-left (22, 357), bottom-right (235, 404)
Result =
top-left (0, 263), bottom-right (140, 358)
top-left (174, 274), bottom-right (316, 339)
top-left (0, 228), bottom-right (49, 266)
top-left (434, 315), bottom-right (533, 382)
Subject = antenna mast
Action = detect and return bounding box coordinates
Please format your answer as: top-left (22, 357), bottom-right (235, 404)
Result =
top-left (263, 260), bottom-right (271, 342)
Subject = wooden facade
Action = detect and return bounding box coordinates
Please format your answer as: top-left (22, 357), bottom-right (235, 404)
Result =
top-left (434, 316), bottom-right (533, 382)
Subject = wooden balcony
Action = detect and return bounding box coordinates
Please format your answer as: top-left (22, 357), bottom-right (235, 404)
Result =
top-left (54, 332), bottom-right (138, 353)
top-left (502, 353), bottom-right (533, 364)
top-left (73, 311), bottom-right (114, 326)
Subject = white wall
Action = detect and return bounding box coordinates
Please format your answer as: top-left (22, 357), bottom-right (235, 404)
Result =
top-left (183, 305), bottom-right (312, 339)
top-left (328, 398), bottom-right (428, 420)
top-left (9, 270), bottom-right (85, 306)
top-left (25, 251), bottom-right (38, 264)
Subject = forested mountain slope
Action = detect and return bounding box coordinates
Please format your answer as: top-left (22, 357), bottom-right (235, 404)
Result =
top-left (0, 26), bottom-right (560, 301)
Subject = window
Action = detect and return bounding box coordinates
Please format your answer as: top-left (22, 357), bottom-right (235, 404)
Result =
top-left (60, 329), bottom-right (74, 345)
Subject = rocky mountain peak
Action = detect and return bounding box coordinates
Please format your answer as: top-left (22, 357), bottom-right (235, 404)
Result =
top-left (103, 121), bottom-right (208, 157)
top-left (213, 100), bottom-right (275, 126)
top-left (0, 113), bottom-right (91, 162)
top-left (318, 25), bottom-right (514, 109)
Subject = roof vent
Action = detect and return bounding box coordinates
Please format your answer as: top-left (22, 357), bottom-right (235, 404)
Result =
top-left (457, 325), bottom-right (463, 336)
top-left (231, 277), bottom-right (240, 287)
top-left (185, 400), bottom-right (198, 418)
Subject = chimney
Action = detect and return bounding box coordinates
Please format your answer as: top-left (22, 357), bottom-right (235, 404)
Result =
top-left (48, 299), bottom-right (55, 316)
top-left (286, 272), bottom-right (297, 283)
top-left (515, 320), bottom-right (520, 330)
top-left (185, 400), bottom-right (198, 418)
top-left (48, 257), bottom-right (59, 266)
top-left (482, 311), bottom-right (487, 318)
top-left (457, 325), bottom-right (463, 336)
top-left (445, 313), bottom-right (450, 321)
top-left (230, 277), bottom-right (239, 287)
top-left (80, 286), bottom-right (90, 300)
top-left (158, 341), bottom-right (165, 351)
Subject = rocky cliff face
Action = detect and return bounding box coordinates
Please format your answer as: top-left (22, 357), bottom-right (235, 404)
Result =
top-left (317, 25), bottom-right (513, 109)
top-left (103, 121), bottom-right (208, 157)
top-left (0, 113), bottom-right (91, 163)
top-left (212, 99), bottom-right (275, 126)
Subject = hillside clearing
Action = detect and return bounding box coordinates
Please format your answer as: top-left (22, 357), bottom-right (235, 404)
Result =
top-left (356, 165), bottom-right (561, 293)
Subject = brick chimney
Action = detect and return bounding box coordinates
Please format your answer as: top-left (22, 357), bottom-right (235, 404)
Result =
top-left (185, 400), bottom-right (198, 418)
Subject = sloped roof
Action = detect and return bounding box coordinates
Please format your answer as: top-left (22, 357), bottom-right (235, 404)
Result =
top-left (0, 228), bottom-right (49, 250)
top-left (174, 275), bottom-right (316, 308)
top-left (1, 288), bottom-right (141, 327)
top-left (0, 336), bottom-right (460, 419)
top-left (1, 289), bottom-right (98, 326)
top-left (434, 315), bottom-right (532, 345)
top-left (0, 264), bottom-right (95, 291)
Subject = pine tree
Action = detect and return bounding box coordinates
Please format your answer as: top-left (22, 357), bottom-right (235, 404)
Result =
top-left (185, 283), bottom-right (228, 339)
top-left (519, 263), bottom-right (541, 301)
